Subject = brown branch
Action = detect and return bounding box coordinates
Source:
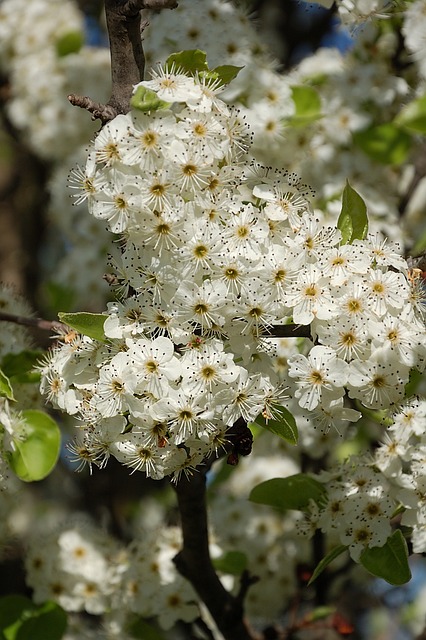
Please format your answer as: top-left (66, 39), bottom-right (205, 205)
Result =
top-left (67, 94), bottom-right (119, 125)
top-left (68, 0), bottom-right (178, 123)
top-left (173, 469), bottom-right (261, 640)
top-left (0, 311), bottom-right (66, 333)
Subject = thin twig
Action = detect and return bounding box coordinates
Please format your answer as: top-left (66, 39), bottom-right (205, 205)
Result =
top-left (0, 311), bottom-right (66, 333)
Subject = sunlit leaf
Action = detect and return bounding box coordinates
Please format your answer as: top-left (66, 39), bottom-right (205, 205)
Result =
top-left (7, 410), bottom-right (61, 482)
top-left (204, 64), bottom-right (243, 87)
top-left (353, 123), bottom-right (412, 165)
top-left (337, 181), bottom-right (368, 244)
top-left (58, 312), bottom-right (106, 342)
top-left (165, 49), bottom-right (208, 75)
top-left (395, 94), bottom-right (426, 133)
top-left (130, 86), bottom-right (171, 112)
top-left (55, 31), bottom-right (84, 57)
top-left (249, 474), bottom-right (327, 511)
top-left (289, 85), bottom-right (322, 126)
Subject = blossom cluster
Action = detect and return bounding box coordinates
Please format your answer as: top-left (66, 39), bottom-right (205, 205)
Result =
top-left (300, 397), bottom-right (426, 559)
top-left (39, 66), bottom-right (426, 482)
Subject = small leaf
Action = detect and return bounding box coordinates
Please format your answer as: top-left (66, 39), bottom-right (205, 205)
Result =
top-left (289, 85), bottom-right (322, 126)
top-left (395, 94), bottom-right (426, 133)
top-left (165, 49), bottom-right (209, 75)
top-left (58, 312), bottom-right (106, 342)
top-left (0, 596), bottom-right (67, 640)
top-left (353, 123), bottom-right (412, 165)
top-left (360, 530), bottom-right (411, 585)
top-left (55, 31), bottom-right (84, 57)
top-left (308, 545), bottom-right (348, 585)
top-left (213, 551), bottom-right (248, 575)
top-left (0, 369), bottom-right (15, 401)
top-left (337, 180), bottom-right (368, 244)
top-left (254, 407), bottom-right (298, 445)
top-left (249, 474), bottom-right (327, 511)
top-left (8, 410), bottom-right (61, 482)
top-left (1, 351), bottom-right (43, 384)
top-left (205, 64), bottom-right (243, 87)
top-left (130, 86), bottom-right (171, 112)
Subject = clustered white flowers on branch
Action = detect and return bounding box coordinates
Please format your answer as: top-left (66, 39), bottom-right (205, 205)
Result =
top-left (39, 63), bottom-right (426, 487)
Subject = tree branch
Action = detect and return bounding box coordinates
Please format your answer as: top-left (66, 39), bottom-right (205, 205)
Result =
top-left (68, 0), bottom-right (178, 123)
top-left (173, 469), bottom-right (261, 640)
top-left (0, 311), bottom-right (66, 333)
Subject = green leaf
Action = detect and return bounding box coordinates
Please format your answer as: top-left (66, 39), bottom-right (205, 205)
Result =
top-left (254, 407), bottom-right (298, 445)
top-left (130, 86), bottom-right (171, 112)
top-left (360, 530), bottom-right (412, 585)
top-left (58, 312), bottom-right (106, 342)
top-left (8, 410), bottom-right (61, 482)
top-left (308, 545), bottom-right (348, 585)
top-left (165, 49), bottom-right (209, 75)
top-left (289, 85), bottom-right (322, 126)
top-left (0, 369), bottom-right (15, 402)
top-left (337, 181), bottom-right (368, 244)
top-left (353, 123), bottom-right (412, 165)
top-left (127, 618), bottom-right (166, 640)
top-left (249, 474), bottom-right (327, 511)
top-left (55, 31), bottom-right (84, 57)
top-left (213, 551), bottom-right (248, 575)
top-left (204, 64), bottom-right (243, 87)
top-left (0, 596), bottom-right (67, 640)
top-left (395, 94), bottom-right (426, 133)
top-left (1, 351), bottom-right (43, 384)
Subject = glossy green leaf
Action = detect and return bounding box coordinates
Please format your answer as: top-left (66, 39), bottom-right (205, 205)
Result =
top-left (395, 94), bottom-right (426, 133)
top-left (360, 530), bottom-right (411, 585)
top-left (1, 351), bottom-right (43, 384)
top-left (289, 85), bottom-right (322, 126)
top-left (55, 31), bottom-right (84, 57)
top-left (8, 410), bottom-right (61, 482)
top-left (58, 312), bottom-right (106, 341)
top-left (204, 64), bottom-right (243, 87)
top-left (130, 86), bottom-right (171, 112)
top-left (213, 551), bottom-right (248, 575)
top-left (337, 181), bottom-right (368, 244)
top-left (0, 369), bottom-right (15, 402)
top-left (0, 596), bottom-right (67, 640)
top-left (165, 49), bottom-right (209, 75)
top-left (353, 123), bottom-right (412, 165)
top-left (254, 407), bottom-right (298, 445)
top-left (308, 545), bottom-right (348, 585)
top-left (249, 474), bottom-right (327, 511)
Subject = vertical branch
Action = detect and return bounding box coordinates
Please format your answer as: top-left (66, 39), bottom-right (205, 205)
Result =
top-left (173, 471), bottom-right (260, 640)
top-left (104, 0), bottom-right (146, 115)
top-left (68, 0), bottom-right (177, 123)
